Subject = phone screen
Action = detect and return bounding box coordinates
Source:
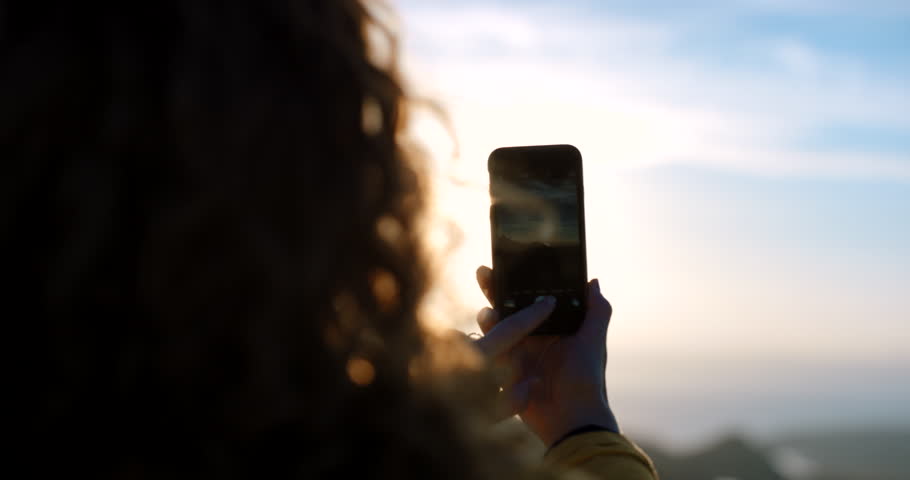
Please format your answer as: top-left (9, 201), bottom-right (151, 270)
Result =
top-left (489, 145), bottom-right (587, 335)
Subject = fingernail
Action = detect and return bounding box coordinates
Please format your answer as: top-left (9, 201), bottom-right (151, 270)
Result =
top-left (592, 279), bottom-right (601, 294)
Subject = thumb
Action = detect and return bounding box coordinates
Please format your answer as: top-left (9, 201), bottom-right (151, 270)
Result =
top-left (475, 296), bottom-right (555, 357)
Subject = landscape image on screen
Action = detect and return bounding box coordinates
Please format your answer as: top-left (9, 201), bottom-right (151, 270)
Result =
top-left (492, 172), bottom-right (583, 315)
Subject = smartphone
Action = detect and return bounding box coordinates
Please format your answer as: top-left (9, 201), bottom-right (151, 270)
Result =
top-left (488, 144), bottom-right (588, 335)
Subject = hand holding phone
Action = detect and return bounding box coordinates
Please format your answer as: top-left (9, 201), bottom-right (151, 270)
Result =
top-left (475, 268), bottom-right (618, 446)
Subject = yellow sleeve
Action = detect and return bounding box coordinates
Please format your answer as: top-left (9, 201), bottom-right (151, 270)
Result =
top-left (543, 431), bottom-right (658, 480)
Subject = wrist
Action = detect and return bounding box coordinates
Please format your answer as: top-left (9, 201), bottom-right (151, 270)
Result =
top-left (545, 402), bottom-right (618, 447)
top-left (548, 424), bottom-right (615, 451)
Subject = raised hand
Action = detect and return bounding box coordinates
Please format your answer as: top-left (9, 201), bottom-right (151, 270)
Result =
top-left (474, 266), bottom-right (618, 446)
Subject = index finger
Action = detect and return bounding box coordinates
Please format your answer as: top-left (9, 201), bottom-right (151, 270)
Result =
top-left (474, 296), bottom-right (556, 357)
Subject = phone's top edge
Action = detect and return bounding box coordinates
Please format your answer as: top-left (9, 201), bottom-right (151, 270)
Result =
top-left (490, 144), bottom-right (578, 152)
top-left (487, 144), bottom-right (581, 170)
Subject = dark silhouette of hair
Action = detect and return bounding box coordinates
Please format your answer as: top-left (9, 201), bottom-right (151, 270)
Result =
top-left (3, 1), bottom-right (540, 478)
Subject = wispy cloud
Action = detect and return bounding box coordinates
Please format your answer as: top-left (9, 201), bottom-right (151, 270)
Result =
top-left (398, 1), bottom-right (910, 180)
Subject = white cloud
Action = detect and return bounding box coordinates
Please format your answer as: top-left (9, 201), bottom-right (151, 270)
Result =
top-left (405, 6), bottom-right (538, 54)
top-left (771, 38), bottom-right (821, 77)
top-left (398, 3), bottom-right (910, 180)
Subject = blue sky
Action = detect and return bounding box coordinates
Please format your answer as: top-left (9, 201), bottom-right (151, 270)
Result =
top-left (399, 0), bottom-right (909, 173)
top-left (394, 0), bottom-right (909, 444)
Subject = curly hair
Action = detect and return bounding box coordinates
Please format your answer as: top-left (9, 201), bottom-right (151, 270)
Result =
top-left (3, 1), bottom-right (546, 478)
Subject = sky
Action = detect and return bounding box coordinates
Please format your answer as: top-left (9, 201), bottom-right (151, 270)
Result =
top-left (391, 0), bottom-right (909, 447)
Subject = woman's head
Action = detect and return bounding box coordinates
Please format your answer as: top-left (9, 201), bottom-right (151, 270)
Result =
top-left (3, 1), bottom-right (506, 476)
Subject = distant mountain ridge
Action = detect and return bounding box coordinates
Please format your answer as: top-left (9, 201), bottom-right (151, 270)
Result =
top-left (640, 435), bottom-right (786, 480)
top-left (636, 429), bottom-right (910, 480)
